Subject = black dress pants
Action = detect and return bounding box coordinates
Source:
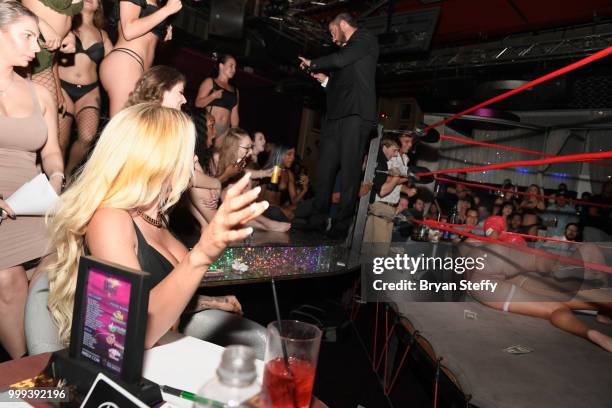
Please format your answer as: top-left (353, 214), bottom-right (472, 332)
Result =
top-left (311, 114), bottom-right (373, 229)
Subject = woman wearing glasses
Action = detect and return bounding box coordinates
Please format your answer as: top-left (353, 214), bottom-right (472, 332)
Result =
top-left (57, 0), bottom-right (113, 176)
top-left (0, 0), bottom-right (63, 359)
top-left (190, 128), bottom-right (290, 232)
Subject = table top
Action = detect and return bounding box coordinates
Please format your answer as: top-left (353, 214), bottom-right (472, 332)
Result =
top-left (0, 333), bottom-right (327, 408)
top-left (200, 242), bottom-right (355, 287)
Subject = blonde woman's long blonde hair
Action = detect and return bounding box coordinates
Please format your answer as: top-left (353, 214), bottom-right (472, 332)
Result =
top-left (46, 103), bottom-right (196, 345)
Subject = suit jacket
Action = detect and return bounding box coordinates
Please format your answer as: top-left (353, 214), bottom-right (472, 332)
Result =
top-left (310, 28), bottom-right (379, 121)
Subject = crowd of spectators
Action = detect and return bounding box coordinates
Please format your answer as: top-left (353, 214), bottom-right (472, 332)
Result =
top-left (392, 175), bottom-right (612, 245)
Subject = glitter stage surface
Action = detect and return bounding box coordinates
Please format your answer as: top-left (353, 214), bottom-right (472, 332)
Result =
top-left (200, 230), bottom-right (356, 287)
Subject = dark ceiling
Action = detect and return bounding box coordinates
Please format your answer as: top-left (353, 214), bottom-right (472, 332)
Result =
top-left (141, 0), bottom-right (612, 112)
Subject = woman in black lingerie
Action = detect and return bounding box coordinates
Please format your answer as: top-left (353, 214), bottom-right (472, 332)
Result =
top-left (195, 54), bottom-right (240, 145)
top-left (99, 0), bottom-right (182, 117)
top-left (57, 0), bottom-right (112, 175)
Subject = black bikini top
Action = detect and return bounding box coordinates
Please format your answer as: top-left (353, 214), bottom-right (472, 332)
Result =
top-left (208, 80), bottom-right (238, 111)
top-left (83, 220), bottom-right (174, 290)
top-left (75, 32), bottom-right (104, 65)
top-left (115, 0), bottom-right (167, 38)
top-left (131, 221), bottom-right (174, 288)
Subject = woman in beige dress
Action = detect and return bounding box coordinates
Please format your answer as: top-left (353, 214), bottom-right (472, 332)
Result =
top-left (0, 0), bottom-right (63, 359)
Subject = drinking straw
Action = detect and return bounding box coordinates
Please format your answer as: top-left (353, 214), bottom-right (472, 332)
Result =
top-left (270, 278), bottom-right (298, 408)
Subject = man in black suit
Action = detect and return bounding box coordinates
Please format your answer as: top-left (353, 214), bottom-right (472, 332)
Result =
top-left (297, 12), bottom-right (379, 238)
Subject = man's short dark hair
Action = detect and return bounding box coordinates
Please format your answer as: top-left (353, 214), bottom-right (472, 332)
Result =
top-left (332, 12), bottom-right (357, 28)
top-left (381, 135), bottom-right (399, 148)
top-left (565, 222), bottom-right (579, 231)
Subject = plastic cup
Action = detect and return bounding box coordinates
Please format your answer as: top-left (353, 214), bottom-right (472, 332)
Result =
top-left (261, 320), bottom-right (322, 408)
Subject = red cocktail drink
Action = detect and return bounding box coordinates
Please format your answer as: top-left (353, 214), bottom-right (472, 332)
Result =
top-left (262, 357), bottom-right (316, 408)
top-left (261, 321), bottom-right (322, 408)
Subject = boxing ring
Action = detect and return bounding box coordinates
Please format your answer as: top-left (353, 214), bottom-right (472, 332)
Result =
top-left (391, 300), bottom-right (612, 408)
top-left (351, 45), bottom-right (612, 407)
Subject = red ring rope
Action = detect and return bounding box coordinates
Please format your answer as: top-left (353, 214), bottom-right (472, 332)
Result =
top-left (424, 46), bottom-right (612, 131)
top-left (435, 177), bottom-right (612, 210)
top-left (429, 220), bottom-right (586, 245)
top-left (411, 219), bottom-right (612, 274)
top-left (415, 150), bottom-right (612, 177)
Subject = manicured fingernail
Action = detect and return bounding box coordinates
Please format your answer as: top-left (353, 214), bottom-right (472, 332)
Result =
top-left (246, 227), bottom-right (254, 235)
top-left (262, 201), bottom-right (269, 209)
top-left (254, 186), bottom-right (261, 194)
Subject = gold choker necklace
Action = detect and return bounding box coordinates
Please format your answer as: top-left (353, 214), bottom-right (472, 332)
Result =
top-left (137, 208), bottom-right (163, 228)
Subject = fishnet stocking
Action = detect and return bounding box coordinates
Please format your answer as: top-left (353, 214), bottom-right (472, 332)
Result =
top-left (66, 106), bottom-right (100, 175)
top-left (58, 112), bottom-right (73, 156)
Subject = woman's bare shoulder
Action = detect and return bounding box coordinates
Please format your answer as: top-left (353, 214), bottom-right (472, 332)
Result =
top-left (88, 208), bottom-right (135, 237)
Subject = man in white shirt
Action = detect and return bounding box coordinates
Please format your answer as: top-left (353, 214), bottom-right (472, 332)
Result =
top-left (363, 134), bottom-right (416, 244)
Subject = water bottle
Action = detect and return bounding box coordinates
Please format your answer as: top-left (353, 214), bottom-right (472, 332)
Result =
top-left (195, 346), bottom-right (261, 407)
top-left (443, 205), bottom-right (458, 240)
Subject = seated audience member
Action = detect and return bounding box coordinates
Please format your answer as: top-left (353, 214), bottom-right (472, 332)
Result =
top-left (520, 183), bottom-right (547, 213)
top-left (564, 222), bottom-right (580, 242)
top-left (391, 194), bottom-right (417, 242)
top-left (477, 203), bottom-right (490, 222)
top-left (442, 182), bottom-right (470, 214)
top-left (444, 172), bottom-right (468, 195)
top-left (396, 194), bottom-right (410, 214)
top-left (261, 145), bottom-right (308, 220)
top-left (540, 222), bottom-right (582, 256)
top-left (521, 209), bottom-right (544, 242)
top-left (508, 212), bottom-right (523, 233)
top-left (363, 136), bottom-right (416, 244)
top-left (250, 131), bottom-right (267, 167)
top-left (472, 195), bottom-right (481, 207)
top-left (491, 196), bottom-right (504, 216)
top-left (456, 197), bottom-right (473, 224)
top-left (29, 104), bottom-right (269, 357)
top-left (577, 191), bottom-right (592, 219)
top-left (394, 196), bottom-right (427, 241)
top-left (452, 207), bottom-right (481, 243)
top-left (545, 192), bottom-right (578, 238)
top-left (501, 201), bottom-right (515, 223)
top-left (426, 201), bottom-right (441, 221)
top-left (198, 128), bottom-right (290, 232)
top-left (465, 207), bottom-right (480, 228)
top-left (502, 189), bottom-right (518, 205)
top-left (410, 196), bottom-right (426, 217)
top-left (557, 182), bottom-right (568, 196)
